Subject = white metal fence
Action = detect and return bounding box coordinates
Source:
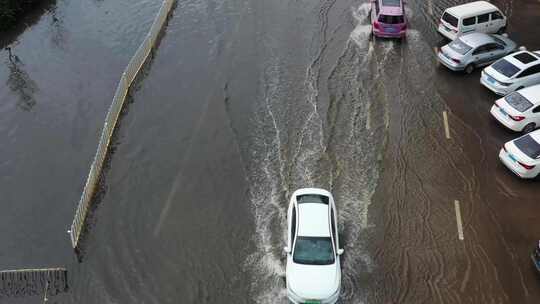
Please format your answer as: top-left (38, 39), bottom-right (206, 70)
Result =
top-left (0, 268), bottom-right (68, 298)
top-left (69, 0), bottom-right (175, 249)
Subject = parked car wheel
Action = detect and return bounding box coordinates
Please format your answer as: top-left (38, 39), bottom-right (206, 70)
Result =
top-left (523, 123), bottom-right (536, 134)
top-left (497, 26), bottom-right (507, 34)
top-left (465, 64), bottom-right (475, 74)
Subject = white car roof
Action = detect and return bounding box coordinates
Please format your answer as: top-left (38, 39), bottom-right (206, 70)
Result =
top-left (504, 51), bottom-right (540, 70)
top-left (446, 1), bottom-right (499, 17)
top-left (459, 32), bottom-right (496, 48)
top-left (292, 188), bottom-right (332, 197)
top-left (297, 203), bottom-right (330, 237)
top-left (517, 84), bottom-right (540, 105)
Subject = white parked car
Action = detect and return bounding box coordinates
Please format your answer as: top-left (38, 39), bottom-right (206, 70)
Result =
top-left (437, 32), bottom-right (516, 74)
top-left (481, 50), bottom-right (540, 96)
top-left (491, 85), bottom-right (540, 133)
top-left (285, 188), bottom-right (343, 304)
top-left (499, 130), bottom-right (540, 179)
top-left (438, 1), bottom-right (506, 41)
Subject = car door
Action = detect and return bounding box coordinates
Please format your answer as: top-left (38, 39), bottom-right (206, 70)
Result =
top-left (330, 208), bottom-right (338, 252)
top-left (485, 43), bottom-right (506, 64)
top-left (461, 16), bottom-right (476, 35)
top-left (472, 45), bottom-right (491, 66)
top-left (477, 13), bottom-right (491, 33)
top-left (490, 11), bottom-right (505, 32)
top-left (288, 204), bottom-right (297, 251)
top-left (517, 65), bottom-right (540, 87)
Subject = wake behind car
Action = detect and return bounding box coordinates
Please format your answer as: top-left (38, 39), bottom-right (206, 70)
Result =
top-left (481, 50), bottom-right (540, 95)
top-left (285, 188), bottom-right (343, 304)
top-left (371, 0), bottom-right (407, 39)
top-left (491, 85), bottom-right (540, 133)
top-left (438, 32), bottom-right (516, 74)
top-left (499, 129), bottom-right (540, 179)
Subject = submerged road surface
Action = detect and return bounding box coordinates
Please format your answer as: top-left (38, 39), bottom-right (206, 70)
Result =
top-left (2, 0), bottom-right (540, 303)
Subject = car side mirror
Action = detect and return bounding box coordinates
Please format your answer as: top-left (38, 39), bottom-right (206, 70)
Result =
top-left (284, 246), bottom-right (291, 254)
top-left (337, 248), bottom-right (344, 255)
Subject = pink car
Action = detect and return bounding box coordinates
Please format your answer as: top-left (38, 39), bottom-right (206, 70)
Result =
top-left (370, 0), bottom-right (407, 39)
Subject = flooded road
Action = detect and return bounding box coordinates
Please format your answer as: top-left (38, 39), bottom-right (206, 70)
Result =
top-left (2, 0), bottom-right (540, 303)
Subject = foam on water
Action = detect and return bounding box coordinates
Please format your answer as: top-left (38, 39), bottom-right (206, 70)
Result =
top-left (243, 56), bottom-right (289, 304)
top-left (244, 3), bottom-right (393, 303)
top-left (350, 3), bottom-right (373, 50)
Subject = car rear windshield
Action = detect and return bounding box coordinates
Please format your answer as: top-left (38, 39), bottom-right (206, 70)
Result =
top-left (449, 39), bottom-right (472, 55)
top-left (293, 237), bottom-right (335, 265)
top-left (505, 92), bottom-right (533, 112)
top-left (378, 14), bottom-right (404, 24)
top-left (297, 194), bottom-right (329, 205)
top-left (381, 0), bottom-right (401, 6)
top-left (514, 135), bottom-right (540, 159)
top-left (492, 59), bottom-right (520, 78)
top-left (442, 12), bottom-right (458, 27)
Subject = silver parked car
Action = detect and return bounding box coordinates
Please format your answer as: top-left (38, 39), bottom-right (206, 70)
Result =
top-left (438, 32), bottom-right (517, 74)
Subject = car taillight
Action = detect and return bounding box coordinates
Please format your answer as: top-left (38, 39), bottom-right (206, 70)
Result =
top-left (510, 115), bottom-right (526, 121)
top-left (518, 161), bottom-right (536, 170)
top-left (402, 23), bottom-right (407, 30)
top-left (452, 58), bottom-right (461, 63)
top-left (374, 22), bottom-right (381, 30)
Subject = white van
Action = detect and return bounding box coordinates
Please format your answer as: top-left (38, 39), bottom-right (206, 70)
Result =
top-left (438, 1), bottom-right (506, 41)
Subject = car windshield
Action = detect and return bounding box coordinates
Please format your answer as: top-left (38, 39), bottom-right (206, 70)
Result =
top-left (492, 59), bottom-right (520, 78)
top-left (449, 39), bottom-right (472, 55)
top-left (514, 135), bottom-right (540, 159)
top-left (505, 92), bottom-right (533, 112)
top-left (293, 237), bottom-right (335, 265)
top-left (442, 12), bottom-right (458, 27)
top-left (378, 14), bottom-right (404, 24)
top-left (493, 37), bottom-right (506, 47)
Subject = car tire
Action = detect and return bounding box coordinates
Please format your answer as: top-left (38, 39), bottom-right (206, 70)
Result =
top-left (523, 123), bottom-right (536, 134)
top-left (497, 26), bottom-right (507, 34)
top-left (465, 64), bottom-right (475, 74)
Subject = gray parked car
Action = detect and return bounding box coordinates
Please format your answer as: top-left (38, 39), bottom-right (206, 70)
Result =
top-left (438, 32), bottom-right (517, 74)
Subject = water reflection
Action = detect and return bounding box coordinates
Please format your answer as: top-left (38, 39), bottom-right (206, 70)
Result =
top-left (49, 4), bottom-right (67, 49)
top-left (0, 0), bottom-right (56, 49)
top-left (5, 47), bottom-right (38, 111)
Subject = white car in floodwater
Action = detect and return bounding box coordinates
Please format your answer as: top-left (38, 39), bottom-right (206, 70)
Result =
top-left (481, 50), bottom-right (540, 96)
top-left (437, 32), bottom-right (516, 74)
top-left (499, 129), bottom-right (540, 179)
top-left (491, 85), bottom-right (540, 133)
top-left (285, 188), bottom-right (343, 304)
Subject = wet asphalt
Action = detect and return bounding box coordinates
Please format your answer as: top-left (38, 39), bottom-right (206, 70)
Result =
top-left (1, 0), bottom-right (540, 303)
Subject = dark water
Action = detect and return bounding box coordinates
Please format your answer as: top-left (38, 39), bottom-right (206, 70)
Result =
top-left (0, 0), bottom-right (161, 302)
top-left (2, 0), bottom-right (540, 303)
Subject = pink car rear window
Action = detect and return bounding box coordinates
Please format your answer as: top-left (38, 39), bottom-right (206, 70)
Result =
top-left (378, 15), bottom-right (404, 24)
top-left (381, 0), bottom-right (401, 6)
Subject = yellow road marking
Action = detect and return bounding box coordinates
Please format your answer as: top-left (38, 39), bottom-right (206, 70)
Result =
top-left (443, 111), bottom-right (451, 139)
top-left (455, 200), bottom-right (464, 241)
